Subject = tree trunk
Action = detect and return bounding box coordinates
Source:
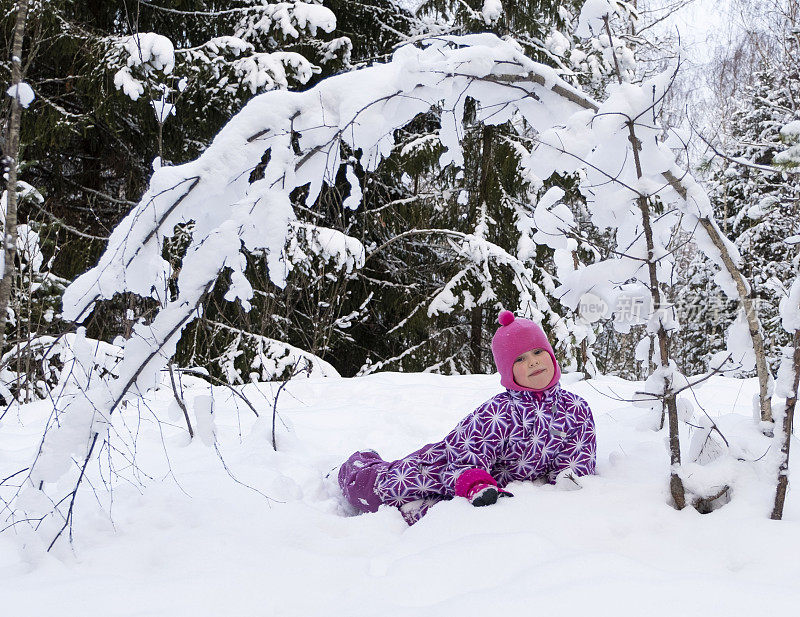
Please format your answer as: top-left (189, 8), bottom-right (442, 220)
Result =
top-left (631, 169), bottom-right (686, 510)
top-left (469, 125), bottom-right (493, 373)
top-left (695, 217), bottom-right (774, 427)
top-left (771, 328), bottom-right (800, 520)
top-left (603, 16), bottom-right (685, 508)
top-left (470, 304), bottom-right (483, 373)
top-left (0, 0), bottom-right (30, 353)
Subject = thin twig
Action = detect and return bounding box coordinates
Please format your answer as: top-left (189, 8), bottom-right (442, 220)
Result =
top-left (47, 432), bottom-right (99, 551)
top-left (170, 368), bottom-right (260, 419)
top-left (270, 360), bottom-right (310, 451)
top-left (0, 468), bottom-right (29, 486)
top-left (167, 364), bottom-right (193, 438)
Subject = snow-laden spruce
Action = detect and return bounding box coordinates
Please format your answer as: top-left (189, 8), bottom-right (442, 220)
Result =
top-left (775, 120), bottom-right (800, 169)
top-left (111, 3), bottom-right (342, 103)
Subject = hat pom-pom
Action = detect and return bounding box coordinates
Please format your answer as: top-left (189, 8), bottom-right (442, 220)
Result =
top-left (498, 310), bottom-right (515, 326)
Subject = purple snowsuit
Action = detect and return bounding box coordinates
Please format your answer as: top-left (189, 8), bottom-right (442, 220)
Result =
top-left (339, 383), bottom-right (597, 524)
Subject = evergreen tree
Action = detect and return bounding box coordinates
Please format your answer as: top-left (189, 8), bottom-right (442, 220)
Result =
top-left (0, 0), bottom-right (683, 387)
top-left (338, 1), bottom-right (600, 377)
top-left (172, 1), bottom-right (422, 381)
top-left (685, 63), bottom-right (800, 374)
top-left (1, 1), bottom-right (360, 386)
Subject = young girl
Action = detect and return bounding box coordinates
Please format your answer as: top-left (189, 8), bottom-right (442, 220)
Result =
top-left (338, 310), bottom-right (597, 524)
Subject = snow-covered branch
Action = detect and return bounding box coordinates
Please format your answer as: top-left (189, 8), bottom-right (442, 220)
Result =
top-left (20, 29), bottom-right (770, 546)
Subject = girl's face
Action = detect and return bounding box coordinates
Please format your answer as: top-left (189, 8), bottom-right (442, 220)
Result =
top-left (512, 348), bottom-right (555, 390)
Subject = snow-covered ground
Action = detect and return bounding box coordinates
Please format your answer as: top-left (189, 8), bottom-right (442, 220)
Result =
top-left (1, 372), bottom-right (798, 616)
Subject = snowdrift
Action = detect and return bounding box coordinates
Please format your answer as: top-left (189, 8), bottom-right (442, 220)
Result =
top-left (1, 372), bottom-right (798, 616)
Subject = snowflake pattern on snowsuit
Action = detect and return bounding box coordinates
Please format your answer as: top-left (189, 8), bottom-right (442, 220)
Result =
top-left (339, 384), bottom-right (596, 524)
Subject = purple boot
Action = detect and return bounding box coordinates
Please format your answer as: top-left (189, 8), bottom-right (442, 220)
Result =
top-left (338, 450), bottom-right (387, 514)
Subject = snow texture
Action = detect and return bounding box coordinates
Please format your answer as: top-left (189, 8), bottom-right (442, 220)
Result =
top-left (781, 120), bottom-right (800, 137)
top-left (114, 33), bottom-right (175, 101)
top-left (780, 278), bottom-right (800, 333)
top-left (482, 0), bottom-right (503, 25)
top-left (151, 96), bottom-right (176, 122)
top-left (575, 0), bottom-right (614, 38)
top-left (545, 30), bottom-right (571, 57)
top-left (2, 372), bottom-right (799, 616)
top-left (263, 1), bottom-right (337, 38)
top-left (285, 221), bottom-right (365, 275)
top-left (233, 51), bottom-right (318, 93)
top-left (5, 82), bottom-right (34, 108)
top-left (708, 310), bottom-right (757, 376)
top-left (532, 186), bottom-right (575, 250)
top-left (122, 32), bottom-right (175, 73)
top-left (775, 278), bottom-right (800, 399)
top-left (775, 119), bottom-right (800, 167)
top-left (775, 345), bottom-right (799, 399)
top-left (113, 67), bottom-right (144, 101)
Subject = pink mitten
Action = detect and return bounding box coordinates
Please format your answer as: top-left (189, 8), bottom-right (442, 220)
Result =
top-left (455, 468), bottom-right (514, 507)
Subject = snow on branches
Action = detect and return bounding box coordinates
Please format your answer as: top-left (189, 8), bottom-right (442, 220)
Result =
top-left (236, 1), bottom-right (337, 40)
top-left (113, 33), bottom-right (175, 102)
top-left (524, 64), bottom-right (741, 326)
top-left (108, 1), bottom-right (351, 137)
top-left (775, 120), bottom-right (800, 169)
top-left (20, 28), bottom-right (757, 546)
top-left (481, 0), bottom-right (503, 25)
top-left (63, 34), bottom-right (596, 408)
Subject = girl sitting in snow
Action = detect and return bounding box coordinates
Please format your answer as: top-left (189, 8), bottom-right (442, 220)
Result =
top-left (338, 310), bottom-right (597, 525)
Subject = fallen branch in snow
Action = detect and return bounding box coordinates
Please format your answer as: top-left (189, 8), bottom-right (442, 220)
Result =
top-left (632, 356), bottom-right (733, 402)
top-left (213, 443), bottom-right (280, 504)
top-left (679, 362), bottom-right (733, 454)
top-left (692, 484), bottom-right (731, 514)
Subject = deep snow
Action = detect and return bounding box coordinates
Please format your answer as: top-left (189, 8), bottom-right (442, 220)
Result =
top-left (1, 371), bottom-right (798, 616)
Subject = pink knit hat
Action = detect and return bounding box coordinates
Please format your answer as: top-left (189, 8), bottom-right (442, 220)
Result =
top-left (491, 310), bottom-right (561, 392)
